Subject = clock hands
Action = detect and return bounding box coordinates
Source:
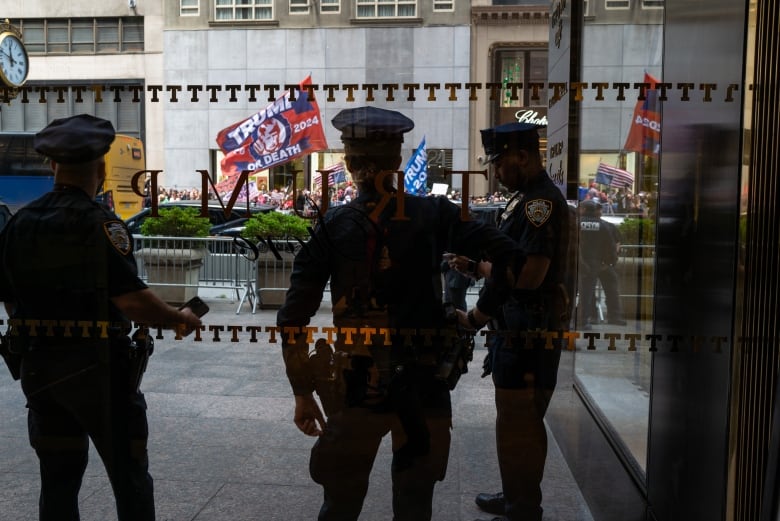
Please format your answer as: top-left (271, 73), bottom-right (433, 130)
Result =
top-left (0, 48), bottom-right (15, 67)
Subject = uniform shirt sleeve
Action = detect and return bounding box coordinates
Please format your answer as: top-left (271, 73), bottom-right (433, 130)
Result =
top-left (506, 197), bottom-right (564, 259)
top-left (276, 220), bottom-right (332, 396)
top-left (101, 215), bottom-right (148, 297)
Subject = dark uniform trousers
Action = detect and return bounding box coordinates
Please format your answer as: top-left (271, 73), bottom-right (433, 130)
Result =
top-left (488, 295), bottom-right (564, 521)
top-left (21, 348), bottom-right (155, 521)
top-left (310, 406), bottom-right (451, 521)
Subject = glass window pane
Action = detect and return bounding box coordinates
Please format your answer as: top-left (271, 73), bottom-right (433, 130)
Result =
top-left (20, 20), bottom-right (45, 54)
top-left (180, 0), bottom-right (199, 16)
top-left (71, 20), bottom-right (94, 54)
top-left (96, 18), bottom-right (119, 52)
top-left (321, 0), bottom-right (339, 12)
top-left (255, 7), bottom-right (273, 19)
top-left (47, 20), bottom-right (69, 53)
top-left (121, 19), bottom-right (144, 52)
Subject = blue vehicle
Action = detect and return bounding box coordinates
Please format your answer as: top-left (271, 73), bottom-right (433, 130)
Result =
top-left (0, 133), bottom-right (51, 213)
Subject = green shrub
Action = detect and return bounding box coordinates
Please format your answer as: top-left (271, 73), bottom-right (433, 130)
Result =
top-left (140, 207), bottom-right (211, 237)
top-left (618, 217), bottom-right (655, 245)
top-left (242, 211), bottom-right (310, 240)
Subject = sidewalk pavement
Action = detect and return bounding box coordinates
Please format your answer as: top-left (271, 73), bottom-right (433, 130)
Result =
top-left (0, 291), bottom-right (593, 521)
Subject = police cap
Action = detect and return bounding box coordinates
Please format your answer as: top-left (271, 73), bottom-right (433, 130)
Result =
top-left (34, 114), bottom-right (116, 164)
top-left (579, 199), bottom-right (601, 215)
top-left (332, 106), bottom-right (414, 143)
top-left (480, 122), bottom-right (545, 164)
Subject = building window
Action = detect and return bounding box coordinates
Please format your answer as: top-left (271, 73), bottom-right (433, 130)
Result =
top-left (433, 1), bottom-right (454, 11)
top-left (290, 0), bottom-right (310, 14)
top-left (11, 18), bottom-right (144, 55)
top-left (605, 0), bottom-right (630, 8)
top-left (642, 0), bottom-right (664, 8)
top-left (215, 0), bottom-right (273, 21)
top-left (497, 50), bottom-right (548, 109)
top-left (356, 0), bottom-right (416, 18)
top-left (320, 0), bottom-right (340, 13)
top-left (180, 0), bottom-right (200, 16)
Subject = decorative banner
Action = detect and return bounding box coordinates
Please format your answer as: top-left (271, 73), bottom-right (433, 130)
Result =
top-left (314, 162), bottom-right (347, 188)
top-left (624, 71), bottom-right (661, 157)
top-left (403, 136), bottom-right (427, 196)
top-left (216, 75), bottom-right (328, 176)
top-left (595, 162), bottom-right (634, 188)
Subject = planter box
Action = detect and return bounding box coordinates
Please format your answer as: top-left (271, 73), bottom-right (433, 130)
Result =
top-left (255, 240), bottom-right (299, 310)
top-left (136, 247), bottom-right (208, 306)
top-left (615, 255), bottom-right (655, 320)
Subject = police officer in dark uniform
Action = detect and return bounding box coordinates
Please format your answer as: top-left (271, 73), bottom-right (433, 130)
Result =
top-left (578, 200), bottom-right (626, 327)
top-left (0, 114), bottom-right (202, 521)
top-left (451, 122), bottom-right (571, 521)
top-left (277, 107), bottom-right (523, 521)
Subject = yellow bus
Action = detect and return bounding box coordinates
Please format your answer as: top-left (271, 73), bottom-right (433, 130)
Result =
top-left (0, 132), bottom-right (145, 218)
top-left (102, 134), bottom-right (146, 219)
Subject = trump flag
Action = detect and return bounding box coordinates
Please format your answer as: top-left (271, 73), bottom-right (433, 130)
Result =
top-left (403, 137), bottom-right (428, 196)
top-left (216, 76), bottom-right (328, 176)
top-left (624, 72), bottom-right (661, 157)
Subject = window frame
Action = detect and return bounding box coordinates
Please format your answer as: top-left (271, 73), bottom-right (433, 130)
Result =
top-left (11, 18), bottom-right (143, 55)
top-left (214, 0), bottom-right (274, 21)
top-left (605, 0), bottom-right (631, 9)
top-left (180, 0), bottom-right (200, 16)
top-left (320, 0), bottom-right (340, 14)
top-left (432, 0), bottom-right (454, 12)
top-left (289, 0), bottom-right (310, 15)
top-left (641, 0), bottom-right (664, 9)
top-left (355, 0), bottom-right (417, 19)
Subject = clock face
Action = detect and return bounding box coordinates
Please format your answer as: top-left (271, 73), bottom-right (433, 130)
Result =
top-left (0, 33), bottom-right (29, 88)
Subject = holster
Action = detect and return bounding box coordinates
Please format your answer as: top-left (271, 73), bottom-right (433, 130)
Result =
top-left (309, 339), bottom-right (348, 416)
top-left (435, 326), bottom-right (475, 390)
top-left (128, 327), bottom-right (154, 392)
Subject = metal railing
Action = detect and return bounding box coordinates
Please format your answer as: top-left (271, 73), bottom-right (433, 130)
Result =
top-left (132, 235), bottom-right (304, 314)
top-left (133, 235), bottom-right (257, 312)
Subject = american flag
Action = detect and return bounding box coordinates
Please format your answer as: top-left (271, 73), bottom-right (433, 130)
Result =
top-left (314, 162), bottom-right (347, 187)
top-left (595, 162), bottom-right (634, 188)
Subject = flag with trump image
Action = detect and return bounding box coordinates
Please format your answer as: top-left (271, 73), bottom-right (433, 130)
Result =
top-left (216, 75), bottom-right (328, 177)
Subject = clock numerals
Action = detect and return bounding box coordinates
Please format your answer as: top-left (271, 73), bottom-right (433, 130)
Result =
top-left (0, 33), bottom-right (28, 88)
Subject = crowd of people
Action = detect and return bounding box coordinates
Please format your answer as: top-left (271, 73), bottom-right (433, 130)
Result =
top-left (579, 182), bottom-right (655, 218)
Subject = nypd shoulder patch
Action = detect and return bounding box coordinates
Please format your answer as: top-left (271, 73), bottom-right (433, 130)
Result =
top-left (104, 221), bottom-right (131, 255)
top-left (525, 199), bottom-right (553, 227)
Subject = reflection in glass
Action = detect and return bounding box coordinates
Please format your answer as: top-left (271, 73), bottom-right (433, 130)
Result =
top-left (573, 0), bottom-right (663, 473)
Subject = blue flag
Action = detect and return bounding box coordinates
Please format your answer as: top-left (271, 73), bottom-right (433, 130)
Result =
top-left (403, 137), bottom-right (427, 196)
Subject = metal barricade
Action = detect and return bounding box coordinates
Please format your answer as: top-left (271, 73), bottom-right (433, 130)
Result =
top-left (133, 235), bottom-right (257, 313)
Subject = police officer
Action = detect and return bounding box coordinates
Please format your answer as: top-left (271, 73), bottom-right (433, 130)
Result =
top-left (277, 106), bottom-right (523, 521)
top-left (578, 199), bottom-right (625, 327)
top-left (0, 114), bottom-right (202, 521)
top-left (452, 122), bottom-right (571, 521)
